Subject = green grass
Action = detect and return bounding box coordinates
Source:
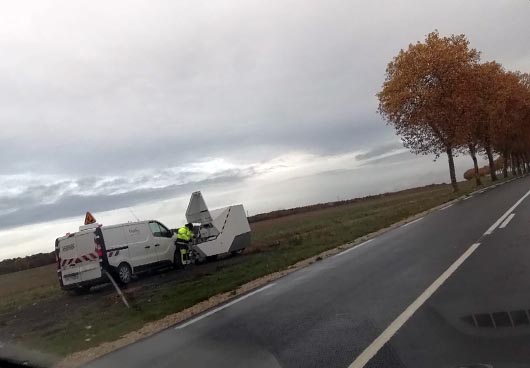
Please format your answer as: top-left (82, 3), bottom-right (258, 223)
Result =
top-left (0, 264), bottom-right (61, 314)
top-left (2, 176), bottom-right (511, 357)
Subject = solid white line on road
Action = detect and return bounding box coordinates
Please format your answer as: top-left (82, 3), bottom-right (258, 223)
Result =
top-left (175, 283), bottom-right (275, 330)
top-left (348, 243), bottom-right (481, 368)
top-left (439, 204), bottom-right (454, 211)
top-left (401, 217), bottom-right (423, 227)
top-left (484, 188), bottom-right (530, 235)
top-left (499, 213), bottom-right (515, 229)
top-left (335, 239), bottom-right (374, 257)
top-left (463, 195), bottom-right (473, 201)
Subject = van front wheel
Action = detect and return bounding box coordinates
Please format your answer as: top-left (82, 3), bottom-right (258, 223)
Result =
top-left (117, 263), bottom-right (132, 285)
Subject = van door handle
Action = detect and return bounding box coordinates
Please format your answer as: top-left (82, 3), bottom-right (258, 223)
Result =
top-left (145, 246), bottom-right (150, 249)
top-left (154, 244), bottom-right (160, 247)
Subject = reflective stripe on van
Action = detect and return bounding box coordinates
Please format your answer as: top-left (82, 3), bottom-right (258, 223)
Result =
top-left (106, 245), bottom-right (128, 258)
top-left (60, 252), bottom-right (99, 267)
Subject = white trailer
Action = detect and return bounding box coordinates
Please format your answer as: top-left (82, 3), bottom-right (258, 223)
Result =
top-left (186, 191), bottom-right (251, 260)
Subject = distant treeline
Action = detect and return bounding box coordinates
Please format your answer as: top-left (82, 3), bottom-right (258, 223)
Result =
top-left (0, 252), bottom-right (55, 275)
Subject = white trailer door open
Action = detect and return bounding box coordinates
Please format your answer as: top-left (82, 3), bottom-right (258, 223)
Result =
top-left (58, 237), bottom-right (78, 286)
top-left (59, 230), bottom-right (101, 286)
top-left (75, 232), bottom-right (101, 282)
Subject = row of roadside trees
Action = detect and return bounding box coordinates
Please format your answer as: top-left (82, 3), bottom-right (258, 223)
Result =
top-left (377, 31), bottom-right (530, 191)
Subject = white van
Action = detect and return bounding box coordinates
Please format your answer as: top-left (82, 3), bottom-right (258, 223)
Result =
top-left (55, 220), bottom-right (179, 290)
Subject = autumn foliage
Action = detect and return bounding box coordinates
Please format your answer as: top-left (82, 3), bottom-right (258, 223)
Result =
top-left (378, 31), bottom-right (530, 191)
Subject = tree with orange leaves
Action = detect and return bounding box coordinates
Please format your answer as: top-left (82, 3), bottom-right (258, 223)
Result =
top-left (458, 62), bottom-right (503, 184)
top-left (489, 70), bottom-right (530, 177)
top-left (377, 31), bottom-right (480, 192)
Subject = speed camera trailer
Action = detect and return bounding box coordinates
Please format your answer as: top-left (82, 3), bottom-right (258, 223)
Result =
top-left (185, 191), bottom-right (251, 261)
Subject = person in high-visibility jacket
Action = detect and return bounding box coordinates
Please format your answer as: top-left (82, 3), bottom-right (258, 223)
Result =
top-left (175, 223), bottom-right (194, 266)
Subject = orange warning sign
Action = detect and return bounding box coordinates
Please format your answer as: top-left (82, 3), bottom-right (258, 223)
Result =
top-left (84, 211), bottom-right (97, 225)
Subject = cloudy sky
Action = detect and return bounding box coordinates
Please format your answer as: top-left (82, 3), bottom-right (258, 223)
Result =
top-left (0, 0), bottom-right (528, 260)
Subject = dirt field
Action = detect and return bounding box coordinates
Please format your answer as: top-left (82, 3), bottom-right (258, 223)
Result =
top-left (0, 179), bottom-right (497, 364)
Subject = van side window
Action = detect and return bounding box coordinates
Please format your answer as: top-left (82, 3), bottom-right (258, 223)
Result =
top-left (157, 222), bottom-right (171, 238)
top-left (149, 222), bottom-right (162, 237)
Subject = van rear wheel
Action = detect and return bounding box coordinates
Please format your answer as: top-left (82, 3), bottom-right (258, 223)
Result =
top-left (117, 263), bottom-right (132, 285)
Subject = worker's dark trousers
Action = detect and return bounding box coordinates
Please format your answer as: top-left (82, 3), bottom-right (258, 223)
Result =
top-left (176, 240), bottom-right (190, 264)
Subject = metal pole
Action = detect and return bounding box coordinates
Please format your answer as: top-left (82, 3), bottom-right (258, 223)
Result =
top-left (104, 270), bottom-right (130, 308)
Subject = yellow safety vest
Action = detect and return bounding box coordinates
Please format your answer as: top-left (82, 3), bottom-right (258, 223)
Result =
top-left (177, 227), bottom-right (193, 242)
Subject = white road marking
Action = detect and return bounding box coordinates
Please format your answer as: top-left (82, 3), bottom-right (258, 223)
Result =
top-left (499, 213), bottom-right (515, 229)
top-left (463, 195), bottom-right (473, 200)
top-left (439, 204), bottom-right (454, 211)
top-left (484, 188), bottom-right (530, 235)
top-left (335, 239), bottom-right (374, 257)
top-left (401, 217), bottom-right (423, 227)
top-left (175, 283), bottom-right (275, 329)
top-left (348, 242), bottom-right (481, 368)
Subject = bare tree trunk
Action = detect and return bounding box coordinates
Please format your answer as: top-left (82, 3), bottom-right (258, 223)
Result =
top-left (511, 153), bottom-right (519, 176)
top-left (503, 152), bottom-right (509, 178)
top-left (520, 153), bottom-right (528, 174)
top-left (514, 154), bottom-right (521, 176)
top-left (469, 145), bottom-right (482, 186)
top-left (447, 147), bottom-right (458, 192)
top-left (511, 153), bottom-right (517, 176)
top-left (485, 143), bottom-right (497, 181)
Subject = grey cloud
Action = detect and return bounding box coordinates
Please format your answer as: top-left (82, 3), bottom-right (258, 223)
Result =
top-left (364, 150), bottom-right (417, 166)
top-left (0, 117), bottom-right (391, 175)
top-left (0, 170), bottom-right (252, 231)
top-left (0, 182), bottom-right (69, 212)
top-left (355, 141), bottom-right (404, 161)
top-left (1, 0), bottom-right (526, 177)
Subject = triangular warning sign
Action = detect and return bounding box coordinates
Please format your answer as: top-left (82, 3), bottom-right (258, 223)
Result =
top-left (84, 211), bottom-right (97, 225)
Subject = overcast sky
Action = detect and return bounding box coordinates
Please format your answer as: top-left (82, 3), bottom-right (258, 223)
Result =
top-left (0, 0), bottom-right (528, 260)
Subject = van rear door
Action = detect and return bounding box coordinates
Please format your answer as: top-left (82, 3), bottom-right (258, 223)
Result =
top-left (59, 230), bottom-right (101, 286)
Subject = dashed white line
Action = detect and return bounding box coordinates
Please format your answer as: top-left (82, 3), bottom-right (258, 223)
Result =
top-left (347, 243), bottom-right (481, 368)
top-left (484, 188), bottom-right (530, 235)
top-left (401, 217), bottom-right (424, 227)
top-left (499, 213), bottom-right (515, 229)
top-left (463, 195), bottom-right (473, 201)
top-left (335, 239), bottom-right (374, 257)
top-left (175, 283), bottom-right (275, 329)
top-left (439, 204), bottom-right (454, 211)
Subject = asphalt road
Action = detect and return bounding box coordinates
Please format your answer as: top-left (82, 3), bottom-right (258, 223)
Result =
top-left (87, 176), bottom-right (530, 368)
